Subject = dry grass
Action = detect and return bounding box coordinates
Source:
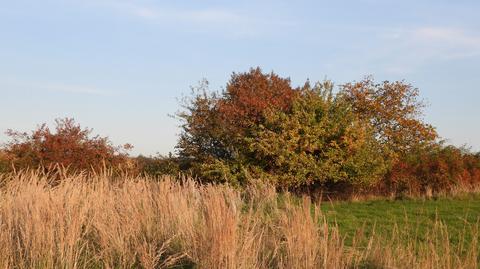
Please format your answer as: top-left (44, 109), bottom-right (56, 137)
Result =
top-left (0, 171), bottom-right (477, 268)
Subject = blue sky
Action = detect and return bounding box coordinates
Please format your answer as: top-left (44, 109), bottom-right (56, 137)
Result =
top-left (1, 0), bottom-right (479, 156)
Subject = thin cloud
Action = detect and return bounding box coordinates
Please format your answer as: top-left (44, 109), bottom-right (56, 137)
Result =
top-left (376, 26), bottom-right (480, 75)
top-left (88, 0), bottom-right (296, 38)
top-left (321, 25), bottom-right (480, 77)
top-left (1, 79), bottom-right (112, 96)
top-left (132, 6), bottom-right (243, 24)
top-left (40, 83), bottom-right (112, 96)
top-left (387, 26), bottom-right (480, 57)
top-left (86, 0), bottom-right (243, 23)
top-left (413, 27), bottom-right (480, 44)
top-left (411, 27), bottom-right (480, 58)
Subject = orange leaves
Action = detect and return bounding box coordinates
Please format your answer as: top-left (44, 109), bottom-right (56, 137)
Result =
top-left (341, 78), bottom-right (438, 157)
top-left (384, 146), bottom-right (480, 195)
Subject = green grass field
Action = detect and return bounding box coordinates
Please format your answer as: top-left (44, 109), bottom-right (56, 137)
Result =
top-left (321, 193), bottom-right (480, 248)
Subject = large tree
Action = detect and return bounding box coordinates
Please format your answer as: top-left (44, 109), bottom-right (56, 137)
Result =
top-left (176, 69), bottom-right (387, 188)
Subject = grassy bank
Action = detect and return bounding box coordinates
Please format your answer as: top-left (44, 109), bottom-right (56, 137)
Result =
top-left (0, 172), bottom-right (478, 268)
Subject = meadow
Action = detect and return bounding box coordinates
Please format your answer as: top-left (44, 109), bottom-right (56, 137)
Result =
top-left (321, 193), bottom-right (480, 250)
top-left (0, 171), bottom-right (478, 269)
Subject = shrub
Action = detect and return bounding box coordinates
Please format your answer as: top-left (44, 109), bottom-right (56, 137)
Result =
top-left (135, 154), bottom-right (181, 177)
top-left (175, 68), bottom-right (480, 196)
top-left (3, 118), bottom-right (132, 173)
top-left (382, 145), bottom-right (480, 195)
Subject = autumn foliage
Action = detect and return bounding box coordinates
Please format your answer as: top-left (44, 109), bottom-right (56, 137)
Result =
top-left (218, 68), bottom-right (297, 131)
top-left (177, 67), bottom-right (480, 195)
top-left (2, 118), bottom-right (132, 173)
top-left (383, 145), bottom-right (480, 195)
top-left (2, 68), bottom-right (479, 197)
top-left (341, 78), bottom-right (438, 158)
top-left (177, 68), bottom-right (389, 190)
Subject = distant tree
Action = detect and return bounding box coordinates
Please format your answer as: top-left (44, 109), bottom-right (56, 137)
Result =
top-left (340, 78), bottom-right (438, 160)
top-left (3, 118), bottom-right (132, 172)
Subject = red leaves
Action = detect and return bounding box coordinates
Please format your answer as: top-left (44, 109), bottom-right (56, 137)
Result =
top-left (4, 118), bottom-right (131, 172)
top-left (218, 67), bottom-right (297, 131)
top-left (385, 146), bottom-right (480, 195)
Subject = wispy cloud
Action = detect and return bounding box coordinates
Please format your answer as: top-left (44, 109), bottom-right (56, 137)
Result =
top-left (319, 25), bottom-right (480, 77)
top-left (1, 79), bottom-right (112, 96)
top-left (39, 83), bottom-right (112, 96)
top-left (408, 27), bottom-right (480, 58)
top-left (87, 0), bottom-right (295, 38)
top-left (413, 27), bottom-right (480, 44)
top-left (376, 26), bottom-right (480, 75)
top-left (131, 6), bottom-right (243, 24)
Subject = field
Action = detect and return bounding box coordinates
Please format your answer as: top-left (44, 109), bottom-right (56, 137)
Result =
top-left (322, 194), bottom-right (480, 249)
top-left (0, 172), bottom-right (478, 269)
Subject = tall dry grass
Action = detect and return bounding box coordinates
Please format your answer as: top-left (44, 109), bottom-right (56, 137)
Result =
top-left (0, 171), bottom-right (477, 268)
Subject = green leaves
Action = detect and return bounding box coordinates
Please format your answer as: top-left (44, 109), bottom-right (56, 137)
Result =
top-left (176, 70), bottom-right (388, 190)
top-left (248, 82), bottom-right (386, 188)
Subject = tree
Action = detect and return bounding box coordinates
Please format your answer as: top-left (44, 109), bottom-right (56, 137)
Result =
top-left (3, 118), bottom-right (132, 172)
top-left (247, 81), bottom-right (387, 189)
top-left (176, 69), bottom-right (387, 189)
top-left (176, 68), bottom-right (298, 169)
top-left (176, 80), bottom-right (232, 162)
top-left (340, 78), bottom-right (438, 160)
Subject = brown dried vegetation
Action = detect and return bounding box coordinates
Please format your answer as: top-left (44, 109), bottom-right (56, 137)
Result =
top-left (0, 171), bottom-right (477, 268)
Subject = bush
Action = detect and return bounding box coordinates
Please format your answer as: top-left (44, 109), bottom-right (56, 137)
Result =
top-left (135, 154), bottom-right (181, 177)
top-left (3, 118), bottom-right (132, 173)
top-left (382, 145), bottom-right (480, 195)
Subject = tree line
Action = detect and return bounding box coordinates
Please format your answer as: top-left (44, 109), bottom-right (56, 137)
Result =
top-left (1, 67), bottom-right (479, 196)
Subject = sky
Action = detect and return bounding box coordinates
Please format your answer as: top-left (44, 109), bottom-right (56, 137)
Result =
top-left (1, 0), bottom-right (479, 156)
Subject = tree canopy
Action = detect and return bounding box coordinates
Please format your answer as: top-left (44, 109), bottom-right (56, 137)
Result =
top-left (176, 68), bottom-right (430, 189)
